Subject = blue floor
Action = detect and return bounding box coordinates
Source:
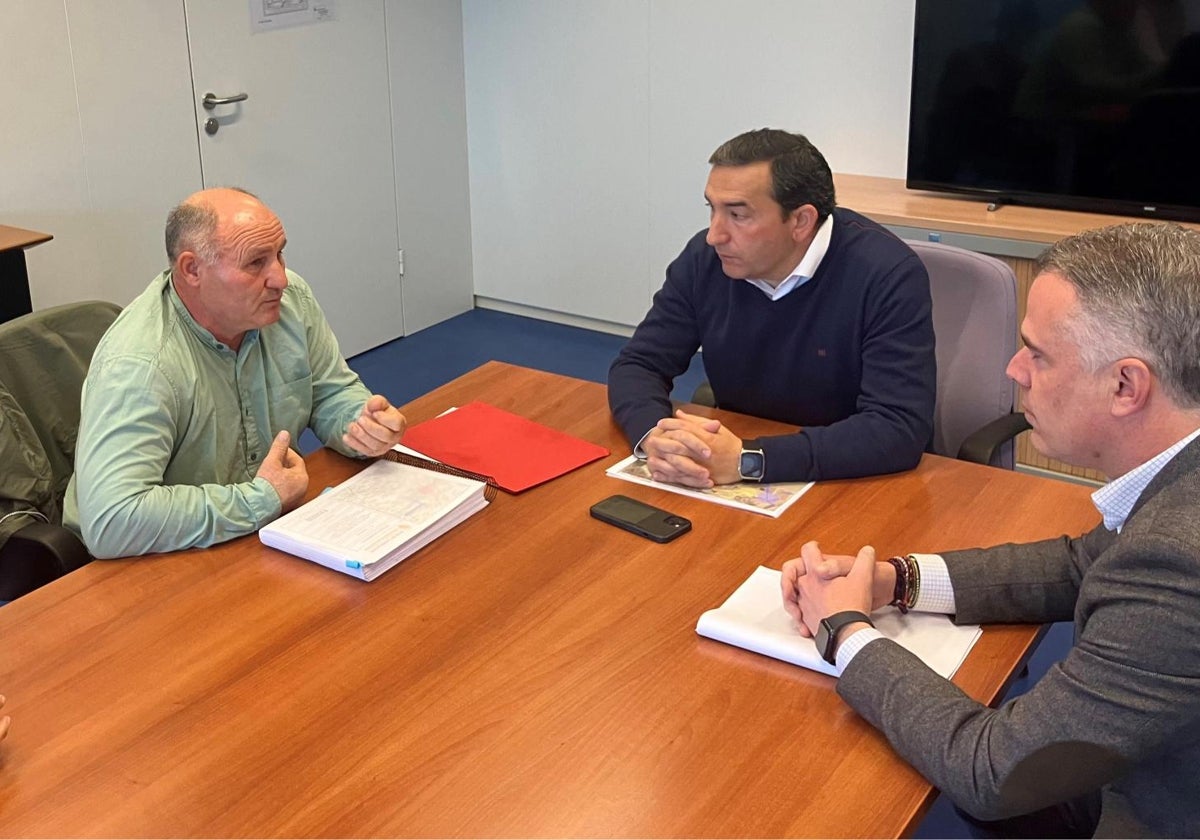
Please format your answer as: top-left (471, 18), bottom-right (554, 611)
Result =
top-left (338, 306), bottom-right (1073, 839)
top-left (347, 307), bottom-right (706, 408)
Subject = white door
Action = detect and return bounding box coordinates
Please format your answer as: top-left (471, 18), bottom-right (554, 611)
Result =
top-left (184, 0), bottom-right (403, 356)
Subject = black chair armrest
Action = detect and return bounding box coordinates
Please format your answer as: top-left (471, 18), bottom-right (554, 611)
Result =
top-left (0, 521), bottom-right (91, 601)
top-left (957, 412), bottom-right (1032, 466)
top-left (691, 381), bottom-right (717, 408)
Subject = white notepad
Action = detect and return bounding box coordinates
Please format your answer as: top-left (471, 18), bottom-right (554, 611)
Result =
top-left (696, 566), bottom-right (981, 678)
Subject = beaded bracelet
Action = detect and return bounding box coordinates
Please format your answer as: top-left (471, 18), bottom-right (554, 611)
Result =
top-left (907, 554), bottom-right (922, 607)
top-left (887, 555), bottom-right (910, 613)
top-left (887, 554), bottom-right (921, 613)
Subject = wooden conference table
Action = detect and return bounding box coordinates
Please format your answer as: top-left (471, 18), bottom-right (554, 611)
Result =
top-left (0, 362), bottom-right (1100, 837)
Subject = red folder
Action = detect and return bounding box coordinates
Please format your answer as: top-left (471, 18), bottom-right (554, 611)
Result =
top-left (401, 401), bottom-right (609, 493)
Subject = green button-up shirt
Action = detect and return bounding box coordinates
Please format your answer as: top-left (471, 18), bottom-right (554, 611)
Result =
top-left (64, 269), bottom-right (371, 558)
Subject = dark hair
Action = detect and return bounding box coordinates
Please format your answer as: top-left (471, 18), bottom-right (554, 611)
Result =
top-left (708, 128), bottom-right (836, 222)
top-left (1038, 222), bottom-right (1200, 408)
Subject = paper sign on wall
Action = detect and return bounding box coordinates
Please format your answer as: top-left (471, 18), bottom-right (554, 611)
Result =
top-left (250, 0), bottom-right (337, 34)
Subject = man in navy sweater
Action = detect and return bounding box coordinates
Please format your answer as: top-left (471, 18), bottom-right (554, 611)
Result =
top-left (607, 129), bottom-right (936, 485)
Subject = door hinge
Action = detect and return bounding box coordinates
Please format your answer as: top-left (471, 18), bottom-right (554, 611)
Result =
top-left (397, 248), bottom-right (405, 277)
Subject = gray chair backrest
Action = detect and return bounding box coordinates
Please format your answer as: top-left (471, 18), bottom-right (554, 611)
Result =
top-left (905, 240), bottom-right (1019, 468)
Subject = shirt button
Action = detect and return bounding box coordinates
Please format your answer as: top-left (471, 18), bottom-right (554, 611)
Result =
top-left (250, 453), bottom-right (257, 462)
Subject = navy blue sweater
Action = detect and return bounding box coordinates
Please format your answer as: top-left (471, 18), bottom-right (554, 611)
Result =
top-left (607, 208), bottom-right (936, 482)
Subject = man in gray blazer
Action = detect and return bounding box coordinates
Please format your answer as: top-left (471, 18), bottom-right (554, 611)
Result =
top-left (781, 221), bottom-right (1200, 838)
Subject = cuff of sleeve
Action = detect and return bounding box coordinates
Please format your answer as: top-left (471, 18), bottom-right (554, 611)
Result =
top-left (910, 553), bottom-right (956, 614)
top-left (633, 428), bottom-right (654, 459)
top-left (250, 476), bottom-right (285, 526)
top-left (835, 627), bottom-right (886, 675)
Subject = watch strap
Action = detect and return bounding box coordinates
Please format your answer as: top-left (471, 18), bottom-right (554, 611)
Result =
top-left (817, 610), bottom-right (874, 665)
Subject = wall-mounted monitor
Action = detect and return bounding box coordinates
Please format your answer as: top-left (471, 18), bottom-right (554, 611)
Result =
top-left (908, 0), bottom-right (1200, 222)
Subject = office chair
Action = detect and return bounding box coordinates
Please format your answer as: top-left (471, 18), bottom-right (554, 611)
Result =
top-left (906, 239), bottom-right (1029, 468)
top-left (0, 300), bottom-right (121, 600)
top-left (690, 240), bottom-right (1028, 468)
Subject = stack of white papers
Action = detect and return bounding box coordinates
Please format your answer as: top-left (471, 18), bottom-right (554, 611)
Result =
top-left (260, 458), bottom-right (489, 581)
top-left (696, 566), bottom-right (981, 677)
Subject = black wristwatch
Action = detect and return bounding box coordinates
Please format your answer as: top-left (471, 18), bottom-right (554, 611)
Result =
top-left (815, 610), bottom-right (874, 665)
top-left (738, 445), bottom-right (765, 481)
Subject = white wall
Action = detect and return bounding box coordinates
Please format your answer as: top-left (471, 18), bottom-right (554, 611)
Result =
top-left (1, 0), bottom-right (474, 341)
top-left (1, 1), bottom-right (201, 310)
top-left (4, 1), bottom-right (914, 335)
top-left (386, 0), bottom-right (475, 335)
top-left (462, 0), bottom-right (651, 329)
top-left (463, 0), bottom-right (917, 329)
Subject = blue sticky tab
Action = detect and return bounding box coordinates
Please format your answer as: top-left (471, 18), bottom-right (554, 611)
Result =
top-left (346, 560), bottom-right (362, 569)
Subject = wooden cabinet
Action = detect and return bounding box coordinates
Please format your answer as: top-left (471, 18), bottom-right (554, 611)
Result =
top-left (834, 173), bottom-right (1200, 484)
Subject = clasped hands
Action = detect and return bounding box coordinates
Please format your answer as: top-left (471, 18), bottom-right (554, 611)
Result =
top-left (780, 540), bottom-right (896, 639)
top-left (257, 394), bottom-right (407, 513)
top-left (643, 409), bottom-right (744, 487)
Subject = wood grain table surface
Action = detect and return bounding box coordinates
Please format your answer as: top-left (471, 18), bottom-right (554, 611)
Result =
top-left (0, 361), bottom-right (1100, 837)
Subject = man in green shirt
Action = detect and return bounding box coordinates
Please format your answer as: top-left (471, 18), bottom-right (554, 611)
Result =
top-left (65, 187), bottom-right (406, 558)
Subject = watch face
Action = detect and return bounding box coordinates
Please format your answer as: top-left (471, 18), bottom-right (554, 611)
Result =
top-left (739, 450), bottom-right (764, 479)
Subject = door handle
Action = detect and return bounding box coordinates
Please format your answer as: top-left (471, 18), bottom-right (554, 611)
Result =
top-left (203, 91), bottom-right (249, 110)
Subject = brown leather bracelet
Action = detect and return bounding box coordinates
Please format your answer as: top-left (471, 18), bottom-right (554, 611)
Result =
top-left (887, 555), bottom-right (910, 613)
top-left (907, 554), bottom-right (921, 607)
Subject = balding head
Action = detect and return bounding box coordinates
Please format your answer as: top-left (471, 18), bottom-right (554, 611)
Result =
top-left (165, 187), bottom-right (263, 268)
top-left (165, 187), bottom-right (288, 351)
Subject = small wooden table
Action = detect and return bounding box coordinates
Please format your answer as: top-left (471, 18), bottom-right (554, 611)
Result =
top-left (0, 224), bottom-right (53, 324)
top-left (0, 362), bottom-right (1100, 837)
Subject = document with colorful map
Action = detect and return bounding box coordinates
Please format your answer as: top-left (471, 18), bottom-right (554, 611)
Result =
top-left (605, 454), bottom-right (814, 518)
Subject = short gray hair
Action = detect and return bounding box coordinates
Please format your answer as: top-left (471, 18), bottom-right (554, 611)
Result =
top-left (1038, 222), bottom-right (1200, 408)
top-left (163, 187), bottom-right (260, 265)
top-left (164, 200), bottom-right (219, 265)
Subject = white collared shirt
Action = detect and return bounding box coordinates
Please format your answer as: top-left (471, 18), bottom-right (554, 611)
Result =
top-left (1092, 427), bottom-right (1200, 532)
top-left (744, 214), bottom-right (834, 300)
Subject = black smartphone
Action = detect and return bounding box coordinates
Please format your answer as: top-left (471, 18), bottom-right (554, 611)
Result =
top-left (589, 494), bottom-right (692, 543)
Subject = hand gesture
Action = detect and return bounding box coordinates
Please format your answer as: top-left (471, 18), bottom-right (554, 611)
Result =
top-left (256, 430), bottom-right (309, 513)
top-left (344, 394), bottom-right (407, 457)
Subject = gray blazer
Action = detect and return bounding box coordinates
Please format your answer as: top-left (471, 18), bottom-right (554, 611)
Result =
top-left (839, 438), bottom-right (1200, 838)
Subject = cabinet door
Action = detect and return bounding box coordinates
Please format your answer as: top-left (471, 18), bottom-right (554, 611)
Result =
top-left (185, 0), bottom-right (404, 356)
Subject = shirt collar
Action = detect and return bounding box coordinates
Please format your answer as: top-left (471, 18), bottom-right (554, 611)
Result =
top-left (1092, 427), bottom-right (1200, 532)
top-left (165, 270), bottom-right (259, 356)
top-left (745, 213), bottom-right (834, 301)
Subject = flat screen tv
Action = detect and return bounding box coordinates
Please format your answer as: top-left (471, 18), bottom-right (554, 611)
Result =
top-left (908, 0), bottom-right (1200, 222)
